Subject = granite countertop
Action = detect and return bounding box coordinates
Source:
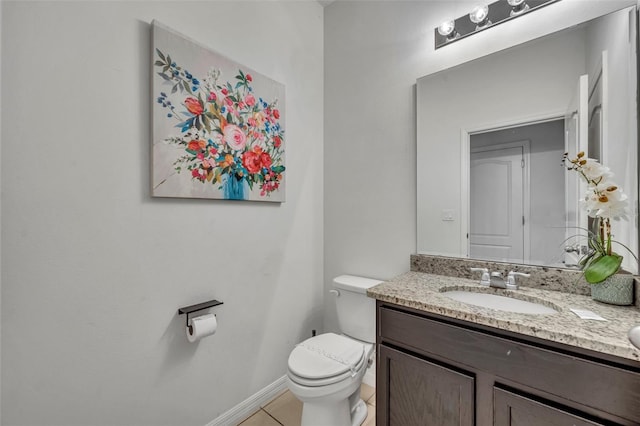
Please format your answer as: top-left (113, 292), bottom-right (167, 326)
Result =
top-left (367, 271), bottom-right (640, 362)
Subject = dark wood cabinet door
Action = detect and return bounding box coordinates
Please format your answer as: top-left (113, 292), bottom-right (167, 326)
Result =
top-left (494, 388), bottom-right (606, 426)
top-left (378, 345), bottom-right (474, 426)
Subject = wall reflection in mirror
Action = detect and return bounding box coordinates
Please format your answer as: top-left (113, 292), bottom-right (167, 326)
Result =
top-left (417, 6), bottom-right (638, 273)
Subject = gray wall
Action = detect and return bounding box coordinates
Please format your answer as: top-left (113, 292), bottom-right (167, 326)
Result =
top-left (1, 1), bottom-right (323, 425)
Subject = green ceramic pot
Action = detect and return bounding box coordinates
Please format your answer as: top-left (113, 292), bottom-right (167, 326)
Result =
top-left (590, 274), bottom-right (635, 306)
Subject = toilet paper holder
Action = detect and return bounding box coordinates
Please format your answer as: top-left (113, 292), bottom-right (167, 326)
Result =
top-left (178, 299), bottom-right (223, 327)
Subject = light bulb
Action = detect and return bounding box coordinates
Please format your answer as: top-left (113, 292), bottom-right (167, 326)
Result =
top-left (507, 0), bottom-right (529, 15)
top-left (437, 20), bottom-right (456, 38)
top-left (469, 5), bottom-right (490, 27)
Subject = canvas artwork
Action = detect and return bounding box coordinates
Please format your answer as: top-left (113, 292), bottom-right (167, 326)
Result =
top-left (152, 21), bottom-right (286, 202)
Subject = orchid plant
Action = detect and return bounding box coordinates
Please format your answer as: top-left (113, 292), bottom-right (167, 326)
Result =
top-left (563, 152), bottom-right (636, 283)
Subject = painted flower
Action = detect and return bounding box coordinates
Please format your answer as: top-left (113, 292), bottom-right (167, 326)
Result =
top-left (184, 97), bottom-right (203, 115)
top-left (273, 135), bottom-right (282, 148)
top-left (260, 151), bottom-right (272, 169)
top-left (223, 124), bottom-right (247, 151)
top-left (191, 168), bottom-right (205, 181)
top-left (273, 109), bottom-right (280, 119)
top-left (246, 74), bottom-right (253, 82)
top-left (187, 139), bottom-right (206, 152)
top-left (242, 149), bottom-right (263, 174)
top-left (218, 154), bottom-right (236, 168)
top-left (253, 111), bottom-right (265, 128)
top-left (245, 94), bottom-right (256, 107)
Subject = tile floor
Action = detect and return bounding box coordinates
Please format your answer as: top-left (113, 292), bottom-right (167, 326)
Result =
top-left (238, 383), bottom-right (376, 426)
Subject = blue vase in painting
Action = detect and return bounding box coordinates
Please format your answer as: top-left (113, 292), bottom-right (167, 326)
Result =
top-left (223, 173), bottom-right (248, 200)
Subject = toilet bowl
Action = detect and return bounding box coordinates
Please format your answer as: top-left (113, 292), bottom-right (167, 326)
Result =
top-left (287, 333), bottom-right (374, 426)
top-left (286, 275), bottom-right (381, 426)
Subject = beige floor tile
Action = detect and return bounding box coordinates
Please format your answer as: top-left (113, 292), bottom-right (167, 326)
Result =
top-left (238, 409), bottom-right (281, 426)
top-left (367, 392), bottom-right (376, 406)
top-left (263, 390), bottom-right (302, 426)
top-left (360, 383), bottom-right (375, 402)
top-left (362, 402), bottom-right (376, 426)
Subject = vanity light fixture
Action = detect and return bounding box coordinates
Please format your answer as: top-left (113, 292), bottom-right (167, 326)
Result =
top-left (434, 0), bottom-right (560, 50)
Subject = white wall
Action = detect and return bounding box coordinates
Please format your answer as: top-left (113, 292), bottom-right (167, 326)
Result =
top-left (324, 0), bottom-right (636, 332)
top-left (1, 1), bottom-right (323, 425)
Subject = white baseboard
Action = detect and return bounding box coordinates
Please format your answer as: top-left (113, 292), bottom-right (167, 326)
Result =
top-left (206, 375), bottom-right (288, 426)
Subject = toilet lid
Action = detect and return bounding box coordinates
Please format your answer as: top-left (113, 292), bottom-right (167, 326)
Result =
top-left (288, 333), bottom-right (365, 380)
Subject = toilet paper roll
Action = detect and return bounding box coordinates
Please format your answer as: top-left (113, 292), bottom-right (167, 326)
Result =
top-left (186, 313), bottom-right (217, 342)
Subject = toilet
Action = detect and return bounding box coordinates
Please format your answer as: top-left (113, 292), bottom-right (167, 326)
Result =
top-left (286, 275), bottom-right (381, 426)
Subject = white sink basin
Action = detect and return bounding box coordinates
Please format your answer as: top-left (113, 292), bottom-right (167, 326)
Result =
top-left (443, 290), bottom-right (558, 315)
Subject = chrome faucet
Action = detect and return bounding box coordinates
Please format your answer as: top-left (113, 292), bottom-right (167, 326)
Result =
top-left (470, 268), bottom-right (530, 290)
top-left (490, 272), bottom-right (507, 289)
top-left (470, 268), bottom-right (490, 286)
top-left (505, 271), bottom-right (530, 290)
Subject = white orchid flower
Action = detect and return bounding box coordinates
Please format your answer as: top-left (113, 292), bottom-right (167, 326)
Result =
top-left (580, 158), bottom-right (612, 181)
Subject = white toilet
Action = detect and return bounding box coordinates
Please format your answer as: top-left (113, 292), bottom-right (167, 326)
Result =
top-left (286, 275), bottom-right (381, 426)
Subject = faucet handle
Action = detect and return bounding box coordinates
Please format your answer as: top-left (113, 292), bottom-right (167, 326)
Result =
top-left (470, 267), bottom-right (490, 286)
top-left (506, 271), bottom-right (530, 290)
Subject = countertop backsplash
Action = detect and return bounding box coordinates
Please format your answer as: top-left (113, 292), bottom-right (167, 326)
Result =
top-left (410, 254), bottom-right (640, 306)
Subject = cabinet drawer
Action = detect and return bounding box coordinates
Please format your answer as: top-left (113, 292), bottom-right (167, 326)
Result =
top-left (379, 305), bottom-right (640, 423)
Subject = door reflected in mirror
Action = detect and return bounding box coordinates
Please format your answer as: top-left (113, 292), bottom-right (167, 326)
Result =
top-left (469, 120), bottom-right (565, 266)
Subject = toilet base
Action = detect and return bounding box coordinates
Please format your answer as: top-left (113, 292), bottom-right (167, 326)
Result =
top-left (300, 394), bottom-right (368, 426)
top-left (350, 398), bottom-right (368, 426)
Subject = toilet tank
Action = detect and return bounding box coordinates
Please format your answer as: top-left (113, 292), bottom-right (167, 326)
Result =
top-left (332, 275), bottom-right (382, 344)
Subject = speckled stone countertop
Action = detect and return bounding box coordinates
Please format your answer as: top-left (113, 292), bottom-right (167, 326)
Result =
top-left (367, 271), bottom-right (640, 363)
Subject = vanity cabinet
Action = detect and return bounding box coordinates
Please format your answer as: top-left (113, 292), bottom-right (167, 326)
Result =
top-left (376, 301), bottom-right (640, 426)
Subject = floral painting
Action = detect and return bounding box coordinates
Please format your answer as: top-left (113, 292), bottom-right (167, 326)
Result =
top-left (152, 21), bottom-right (285, 202)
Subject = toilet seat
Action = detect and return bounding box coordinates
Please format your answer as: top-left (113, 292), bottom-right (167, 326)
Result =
top-left (287, 333), bottom-right (366, 387)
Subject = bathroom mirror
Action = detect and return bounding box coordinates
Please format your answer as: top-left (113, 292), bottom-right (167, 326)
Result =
top-left (417, 5), bottom-right (639, 273)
